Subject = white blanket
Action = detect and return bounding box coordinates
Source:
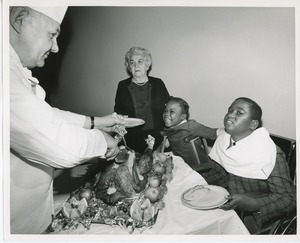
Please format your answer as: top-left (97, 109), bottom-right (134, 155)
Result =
top-left (209, 128), bottom-right (276, 179)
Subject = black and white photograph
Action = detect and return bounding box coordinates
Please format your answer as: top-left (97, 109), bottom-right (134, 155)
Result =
top-left (2, 0), bottom-right (299, 242)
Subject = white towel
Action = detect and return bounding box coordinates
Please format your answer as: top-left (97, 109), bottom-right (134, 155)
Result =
top-left (209, 127), bottom-right (276, 179)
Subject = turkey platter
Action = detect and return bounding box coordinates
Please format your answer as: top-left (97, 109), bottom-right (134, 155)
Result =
top-left (49, 135), bottom-right (174, 233)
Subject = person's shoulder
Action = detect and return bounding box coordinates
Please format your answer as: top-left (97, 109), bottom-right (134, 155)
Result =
top-left (148, 76), bottom-right (164, 83)
top-left (188, 119), bottom-right (197, 124)
top-left (118, 77), bottom-right (131, 86)
top-left (174, 120), bottom-right (192, 130)
top-left (187, 119), bottom-right (203, 127)
top-left (185, 120), bottom-right (206, 131)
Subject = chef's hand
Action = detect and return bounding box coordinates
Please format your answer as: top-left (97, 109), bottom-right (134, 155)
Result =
top-left (102, 132), bottom-right (120, 160)
top-left (96, 113), bottom-right (126, 133)
top-left (220, 194), bottom-right (259, 212)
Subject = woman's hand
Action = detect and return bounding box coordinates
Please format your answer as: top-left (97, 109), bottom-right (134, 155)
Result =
top-left (95, 113), bottom-right (126, 133)
top-left (102, 131), bottom-right (120, 160)
top-left (220, 194), bottom-right (259, 212)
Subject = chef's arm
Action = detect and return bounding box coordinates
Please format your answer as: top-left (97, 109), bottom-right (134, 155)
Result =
top-left (83, 113), bottom-right (125, 133)
top-left (53, 108), bottom-right (125, 133)
top-left (11, 101), bottom-right (108, 168)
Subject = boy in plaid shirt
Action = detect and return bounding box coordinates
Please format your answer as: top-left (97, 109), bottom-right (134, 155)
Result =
top-left (202, 97), bottom-right (296, 234)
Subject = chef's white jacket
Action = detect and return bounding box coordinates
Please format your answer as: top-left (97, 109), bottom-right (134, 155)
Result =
top-left (10, 45), bottom-right (107, 234)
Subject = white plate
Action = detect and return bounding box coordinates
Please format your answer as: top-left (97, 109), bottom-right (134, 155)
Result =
top-left (181, 185), bottom-right (229, 210)
top-left (123, 118), bottom-right (145, 128)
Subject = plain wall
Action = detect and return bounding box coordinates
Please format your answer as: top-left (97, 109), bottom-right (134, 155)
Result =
top-left (33, 7), bottom-right (296, 139)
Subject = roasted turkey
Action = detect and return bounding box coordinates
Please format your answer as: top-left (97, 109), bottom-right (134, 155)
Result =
top-left (94, 136), bottom-right (155, 205)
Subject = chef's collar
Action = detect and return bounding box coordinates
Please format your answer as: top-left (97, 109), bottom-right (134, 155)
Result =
top-left (10, 45), bottom-right (39, 86)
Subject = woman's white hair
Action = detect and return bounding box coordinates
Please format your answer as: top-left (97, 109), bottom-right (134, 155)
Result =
top-left (125, 46), bottom-right (152, 71)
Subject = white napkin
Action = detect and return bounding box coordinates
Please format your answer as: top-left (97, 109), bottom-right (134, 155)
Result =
top-left (209, 127), bottom-right (276, 179)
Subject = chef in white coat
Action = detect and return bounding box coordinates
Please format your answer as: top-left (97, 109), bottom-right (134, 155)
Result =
top-left (9, 6), bottom-right (123, 234)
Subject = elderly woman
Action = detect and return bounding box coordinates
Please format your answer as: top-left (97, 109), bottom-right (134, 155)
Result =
top-left (114, 46), bottom-right (170, 153)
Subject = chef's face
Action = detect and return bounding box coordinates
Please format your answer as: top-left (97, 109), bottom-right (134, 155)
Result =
top-left (224, 99), bottom-right (257, 141)
top-left (163, 101), bottom-right (186, 128)
top-left (128, 55), bottom-right (149, 79)
top-left (19, 12), bottom-right (61, 68)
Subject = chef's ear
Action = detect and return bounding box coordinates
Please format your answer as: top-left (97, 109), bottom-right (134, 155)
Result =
top-left (10, 7), bottom-right (29, 34)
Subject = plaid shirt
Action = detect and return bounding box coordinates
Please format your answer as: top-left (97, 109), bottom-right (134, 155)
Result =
top-left (202, 146), bottom-right (296, 226)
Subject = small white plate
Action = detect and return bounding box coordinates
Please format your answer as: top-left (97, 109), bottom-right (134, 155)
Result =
top-left (123, 118), bottom-right (145, 128)
top-left (181, 185), bottom-right (229, 210)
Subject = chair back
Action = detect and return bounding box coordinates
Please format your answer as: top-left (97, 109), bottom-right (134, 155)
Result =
top-left (183, 135), bottom-right (213, 172)
top-left (270, 134), bottom-right (296, 183)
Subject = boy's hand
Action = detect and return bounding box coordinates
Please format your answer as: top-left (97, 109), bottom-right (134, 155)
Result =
top-left (220, 194), bottom-right (259, 212)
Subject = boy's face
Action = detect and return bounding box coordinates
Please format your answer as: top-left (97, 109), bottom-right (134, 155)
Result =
top-left (163, 101), bottom-right (186, 128)
top-left (224, 99), bottom-right (257, 141)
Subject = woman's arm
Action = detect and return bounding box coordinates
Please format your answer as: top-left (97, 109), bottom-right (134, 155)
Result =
top-left (114, 81), bottom-right (127, 115)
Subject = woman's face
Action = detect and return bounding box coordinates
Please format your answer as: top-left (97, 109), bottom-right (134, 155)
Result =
top-left (128, 55), bottom-right (149, 80)
top-left (224, 99), bottom-right (256, 141)
top-left (163, 101), bottom-right (186, 128)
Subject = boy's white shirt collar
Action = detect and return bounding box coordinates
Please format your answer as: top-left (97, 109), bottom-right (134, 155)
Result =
top-left (172, 119), bottom-right (187, 128)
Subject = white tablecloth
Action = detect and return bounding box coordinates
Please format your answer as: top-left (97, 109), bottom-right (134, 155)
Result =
top-left (52, 154), bottom-right (250, 235)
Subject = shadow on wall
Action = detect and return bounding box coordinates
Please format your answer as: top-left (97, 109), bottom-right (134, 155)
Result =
top-left (31, 13), bottom-right (73, 105)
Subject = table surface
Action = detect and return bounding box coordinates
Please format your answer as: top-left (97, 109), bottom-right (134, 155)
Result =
top-left (52, 154), bottom-right (250, 235)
